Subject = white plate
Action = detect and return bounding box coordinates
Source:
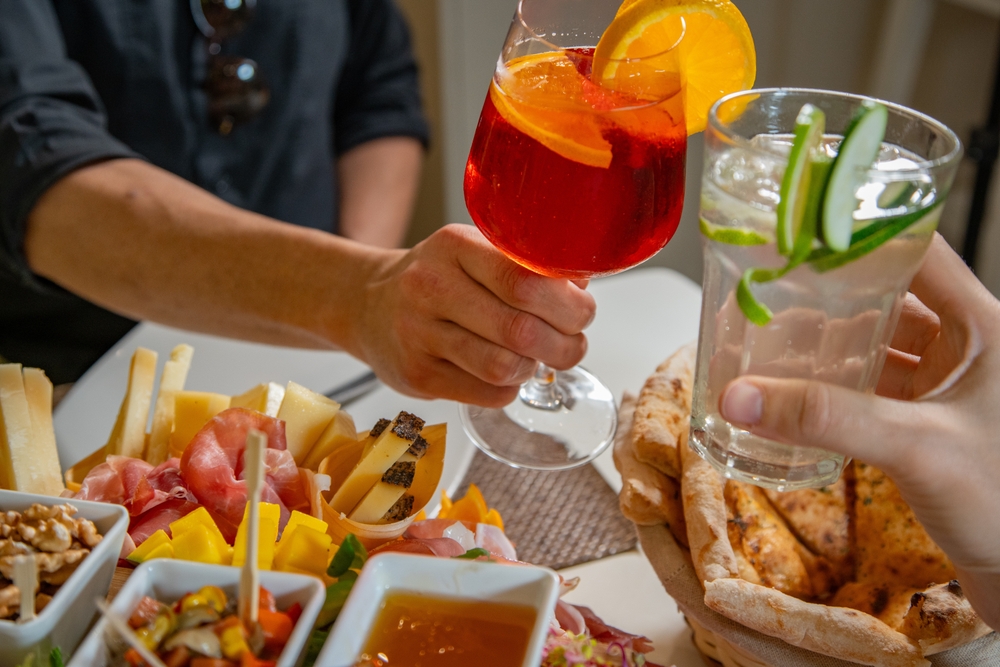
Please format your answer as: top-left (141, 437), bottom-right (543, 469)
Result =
top-left (318, 552), bottom-right (560, 667)
top-left (69, 560), bottom-right (326, 667)
top-left (0, 490), bottom-right (129, 665)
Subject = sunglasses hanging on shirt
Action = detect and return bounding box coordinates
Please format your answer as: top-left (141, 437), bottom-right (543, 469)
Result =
top-left (191, 0), bottom-right (271, 135)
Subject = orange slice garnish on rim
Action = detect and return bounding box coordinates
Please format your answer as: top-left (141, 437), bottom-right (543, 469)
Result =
top-left (492, 53), bottom-right (613, 169)
top-left (594, 0), bottom-right (756, 134)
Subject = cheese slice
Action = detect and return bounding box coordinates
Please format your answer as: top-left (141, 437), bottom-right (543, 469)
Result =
top-left (276, 382), bottom-right (341, 465)
top-left (349, 452), bottom-right (418, 524)
top-left (231, 382), bottom-right (286, 418)
top-left (106, 347), bottom-right (158, 459)
top-left (21, 368), bottom-right (64, 496)
top-left (170, 391), bottom-right (231, 457)
top-left (302, 410), bottom-right (358, 470)
top-left (329, 412), bottom-right (424, 515)
top-left (147, 344), bottom-right (194, 465)
top-left (0, 365), bottom-right (32, 490)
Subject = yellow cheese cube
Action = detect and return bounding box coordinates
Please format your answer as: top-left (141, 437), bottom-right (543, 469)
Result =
top-left (232, 502), bottom-right (281, 569)
top-left (231, 382), bottom-right (285, 418)
top-left (127, 529), bottom-right (173, 564)
top-left (276, 382), bottom-right (341, 465)
top-left (169, 507), bottom-right (232, 565)
top-left (273, 525), bottom-right (332, 577)
top-left (172, 524), bottom-right (232, 565)
top-left (278, 510), bottom-right (329, 546)
top-left (170, 391), bottom-right (231, 456)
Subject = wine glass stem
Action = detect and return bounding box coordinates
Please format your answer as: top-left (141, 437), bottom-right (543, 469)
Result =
top-left (518, 363), bottom-right (563, 411)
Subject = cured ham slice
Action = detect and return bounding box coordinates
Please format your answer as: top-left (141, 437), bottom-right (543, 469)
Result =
top-left (405, 518), bottom-right (518, 560)
top-left (76, 456), bottom-right (196, 516)
top-left (370, 536), bottom-right (467, 558)
top-left (573, 604), bottom-right (655, 654)
top-left (128, 497), bottom-right (200, 545)
top-left (180, 408), bottom-right (310, 542)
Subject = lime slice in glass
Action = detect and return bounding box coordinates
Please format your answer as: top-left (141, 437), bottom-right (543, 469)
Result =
top-left (777, 104), bottom-right (825, 257)
top-left (699, 217), bottom-right (770, 245)
top-left (821, 101), bottom-right (889, 252)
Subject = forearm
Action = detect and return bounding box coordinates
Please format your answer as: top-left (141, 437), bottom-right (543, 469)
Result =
top-left (337, 136), bottom-right (422, 248)
top-left (24, 158), bottom-right (390, 355)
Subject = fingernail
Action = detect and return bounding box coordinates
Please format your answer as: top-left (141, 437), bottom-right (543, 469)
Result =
top-left (721, 381), bottom-right (763, 425)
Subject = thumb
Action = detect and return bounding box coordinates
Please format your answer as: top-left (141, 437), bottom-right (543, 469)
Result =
top-left (719, 377), bottom-right (938, 474)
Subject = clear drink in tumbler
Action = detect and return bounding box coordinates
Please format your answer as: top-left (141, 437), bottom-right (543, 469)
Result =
top-left (690, 88), bottom-right (962, 490)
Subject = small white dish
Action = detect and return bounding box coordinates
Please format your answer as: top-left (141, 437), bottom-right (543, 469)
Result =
top-left (317, 553), bottom-right (561, 667)
top-left (69, 560), bottom-right (326, 667)
top-left (0, 490), bottom-right (129, 666)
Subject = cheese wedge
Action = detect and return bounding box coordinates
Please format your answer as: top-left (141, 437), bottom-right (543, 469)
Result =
top-left (170, 391), bottom-right (231, 457)
top-left (0, 365), bottom-right (62, 494)
top-left (302, 410), bottom-right (358, 470)
top-left (231, 382), bottom-right (286, 418)
top-left (147, 344), bottom-right (194, 465)
top-left (329, 412), bottom-right (424, 514)
top-left (21, 368), bottom-right (64, 496)
top-left (106, 347), bottom-right (158, 459)
top-left (276, 382), bottom-right (341, 465)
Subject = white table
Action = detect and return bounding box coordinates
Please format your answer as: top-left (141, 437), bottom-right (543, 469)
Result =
top-left (54, 266), bottom-right (705, 666)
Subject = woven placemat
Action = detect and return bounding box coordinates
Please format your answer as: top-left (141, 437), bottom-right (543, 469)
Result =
top-left (455, 451), bottom-right (636, 570)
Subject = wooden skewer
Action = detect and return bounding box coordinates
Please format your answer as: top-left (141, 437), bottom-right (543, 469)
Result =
top-left (13, 554), bottom-right (36, 623)
top-left (95, 598), bottom-right (168, 667)
top-left (239, 428), bottom-right (266, 629)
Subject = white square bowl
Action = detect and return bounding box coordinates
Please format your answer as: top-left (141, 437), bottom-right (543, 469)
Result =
top-left (316, 553), bottom-right (561, 667)
top-left (0, 489), bottom-right (129, 666)
top-left (69, 560), bottom-right (326, 667)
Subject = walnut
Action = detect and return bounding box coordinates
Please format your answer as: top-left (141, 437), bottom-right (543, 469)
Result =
top-left (35, 592), bottom-right (52, 613)
top-left (0, 511), bottom-right (20, 539)
top-left (0, 539), bottom-right (33, 559)
top-left (0, 583), bottom-right (20, 619)
top-left (0, 545), bottom-right (89, 581)
top-left (18, 504), bottom-right (100, 551)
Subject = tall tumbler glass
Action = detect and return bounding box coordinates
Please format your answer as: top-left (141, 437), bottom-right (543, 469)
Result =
top-left (690, 88), bottom-right (962, 490)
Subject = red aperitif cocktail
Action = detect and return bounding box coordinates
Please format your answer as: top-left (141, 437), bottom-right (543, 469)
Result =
top-left (460, 0), bottom-right (754, 471)
top-left (465, 50), bottom-right (687, 279)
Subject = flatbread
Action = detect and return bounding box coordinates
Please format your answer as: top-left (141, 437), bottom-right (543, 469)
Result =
top-left (620, 343), bottom-right (994, 666)
top-left (613, 393), bottom-right (688, 547)
top-left (680, 430), bottom-right (738, 585)
top-left (632, 342), bottom-right (696, 479)
top-left (704, 578), bottom-right (929, 667)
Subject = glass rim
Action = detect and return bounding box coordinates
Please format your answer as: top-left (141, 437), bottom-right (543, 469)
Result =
top-left (707, 87), bottom-right (964, 175)
top-left (515, 0), bottom-right (684, 63)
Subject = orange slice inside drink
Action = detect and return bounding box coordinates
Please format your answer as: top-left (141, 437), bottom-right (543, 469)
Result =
top-left (594, 0), bottom-right (756, 134)
top-left (492, 53), bottom-right (613, 169)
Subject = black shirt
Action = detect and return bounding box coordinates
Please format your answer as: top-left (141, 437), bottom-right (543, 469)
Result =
top-left (0, 0), bottom-right (428, 383)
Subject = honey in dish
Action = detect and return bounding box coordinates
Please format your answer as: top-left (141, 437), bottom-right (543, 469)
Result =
top-left (356, 592), bottom-right (537, 667)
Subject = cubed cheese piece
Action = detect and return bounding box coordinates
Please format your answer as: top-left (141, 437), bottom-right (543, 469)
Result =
top-left (170, 507), bottom-right (233, 565)
top-left (276, 382), bottom-right (341, 465)
top-left (232, 502), bottom-right (281, 569)
top-left (147, 344), bottom-right (194, 465)
top-left (170, 391), bottom-right (231, 456)
top-left (328, 412), bottom-right (424, 515)
top-left (302, 409), bottom-right (358, 470)
top-left (278, 510), bottom-right (329, 546)
top-left (105, 347), bottom-right (158, 459)
top-left (127, 529), bottom-right (174, 564)
top-left (17, 368), bottom-right (64, 495)
top-left (231, 382), bottom-right (285, 418)
top-left (273, 525), bottom-right (332, 577)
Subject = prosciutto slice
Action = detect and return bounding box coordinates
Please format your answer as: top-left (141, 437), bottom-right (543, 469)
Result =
top-left (76, 456), bottom-right (196, 516)
top-left (180, 408), bottom-right (309, 542)
top-left (128, 498), bottom-right (200, 545)
top-left (405, 518), bottom-right (518, 560)
top-left (370, 537), bottom-right (467, 558)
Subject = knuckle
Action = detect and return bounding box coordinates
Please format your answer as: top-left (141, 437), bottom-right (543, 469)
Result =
top-left (797, 382), bottom-right (833, 442)
top-left (502, 310), bottom-right (540, 352)
top-left (482, 347), bottom-right (527, 386)
top-left (497, 265), bottom-right (539, 309)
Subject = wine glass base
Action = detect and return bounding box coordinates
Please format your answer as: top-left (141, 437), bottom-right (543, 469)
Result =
top-left (459, 366), bottom-right (618, 470)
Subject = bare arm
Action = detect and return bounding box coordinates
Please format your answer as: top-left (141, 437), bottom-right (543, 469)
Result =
top-left (24, 158), bottom-right (596, 406)
top-left (337, 136), bottom-right (422, 248)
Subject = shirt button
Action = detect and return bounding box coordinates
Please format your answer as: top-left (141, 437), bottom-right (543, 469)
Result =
top-left (215, 179), bottom-right (230, 195)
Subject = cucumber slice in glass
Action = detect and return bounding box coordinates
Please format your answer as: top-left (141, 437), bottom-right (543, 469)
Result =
top-left (776, 104), bottom-right (826, 257)
top-left (820, 101), bottom-right (889, 252)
